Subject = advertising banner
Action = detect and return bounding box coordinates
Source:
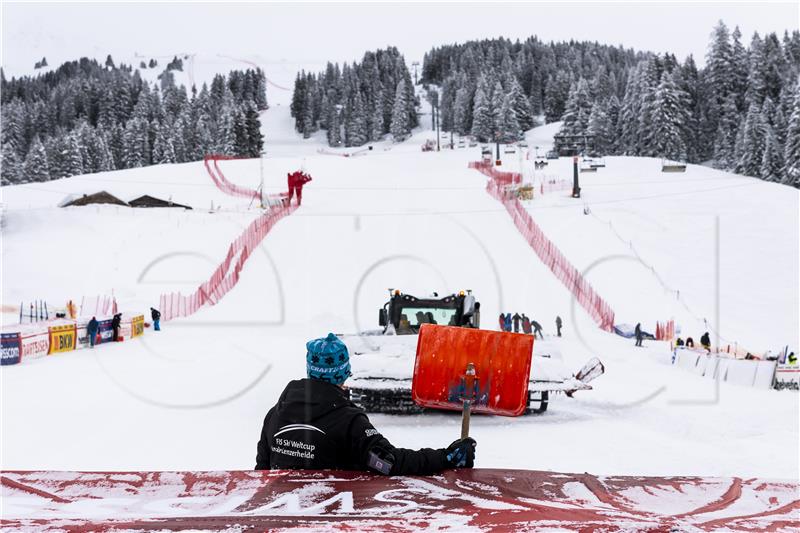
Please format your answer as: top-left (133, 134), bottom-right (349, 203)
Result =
top-left (775, 364), bottom-right (799, 391)
top-left (20, 332), bottom-right (50, 361)
top-left (97, 319), bottom-right (113, 344)
top-left (131, 315), bottom-right (145, 338)
top-left (76, 322), bottom-right (91, 349)
top-left (48, 324), bottom-right (77, 354)
top-left (2, 469), bottom-right (797, 531)
top-left (1, 332), bottom-right (22, 366)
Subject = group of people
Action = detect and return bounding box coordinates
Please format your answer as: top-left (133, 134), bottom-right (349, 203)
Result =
top-left (83, 307), bottom-right (162, 348)
top-left (674, 331), bottom-right (711, 352)
top-left (498, 313), bottom-right (563, 339)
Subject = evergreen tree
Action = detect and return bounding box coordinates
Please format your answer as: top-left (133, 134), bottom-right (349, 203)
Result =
top-left (499, 93), bottom-right (521, 142)
top-left (782, 84), bottom-right (800, 187)
top-left (390, 79), bottom-right (410, 140)
top-left (736, 102), bottom-right (767, 176)
top-left (587, 100), bottom-right (612, 154)
top-left (560, 78), bottom-right (592, 136)
top-left (453, 85), bottom-right (472, 135)
top-left (760, 125), bottom-right (782, 181)
top-left (23, 136), bottom-right (50, 182)
top-left (470, 76), bottom-right (493, 141)
top-left (1, 143), bottom-right (22, 184)
top-left (369, 93), bottom-right (384, 141)
top-left (345, 91), bottom-right (368, 147)
top-left (713, 94), bottom-right (739, 169)
top-left (648, 71), bottom-right (689, 161)
top-left (509, 78), bottom-right (534, 131)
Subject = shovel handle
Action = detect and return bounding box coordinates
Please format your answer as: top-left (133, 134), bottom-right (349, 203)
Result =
top-left (461, 399), bottom-right (471, 439)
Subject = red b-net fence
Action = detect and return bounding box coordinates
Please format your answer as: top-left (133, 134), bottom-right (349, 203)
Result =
top-left (655, 320), bottom-right (675, 341)
top-left (470, 161), bottom-right (615, 331)
top-left (204, 155), bottom-right (260, 200)
top-left (159, 203), bottom-right (296, 321)
top-left (159, 157), bottom-right (299, 321)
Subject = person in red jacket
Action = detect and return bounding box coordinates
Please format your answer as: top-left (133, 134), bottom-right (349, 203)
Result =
top-left (287, 171), bottom-right (312, 206)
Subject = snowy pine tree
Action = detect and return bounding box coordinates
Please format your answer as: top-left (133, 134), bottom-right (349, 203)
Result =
top-left (390, 79), bottom-right (410, 140)
top-left (736, 103), bottom-right (767, 176)
top-left (760, 125), bottom-right (783, 181)
top-left (23, 136), bottom-right (50, 182)
top-left (470, 76), bottom-right (493, 141)
top-left (648, 72), bottom-right (689, 161)
top-left (782, 84), bottom-right (800, 187)
top-left (713, 94), bottom-right (740, 169)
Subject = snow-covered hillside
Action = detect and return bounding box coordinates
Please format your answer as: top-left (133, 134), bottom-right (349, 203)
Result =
top-left (2, 102), bottom-right (798, 479)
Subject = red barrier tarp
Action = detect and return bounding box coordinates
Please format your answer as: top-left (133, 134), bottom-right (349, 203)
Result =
top-left (2, 469), bottom-right (797, 531)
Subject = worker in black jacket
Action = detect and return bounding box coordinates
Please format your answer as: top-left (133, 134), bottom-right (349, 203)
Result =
top-left (256, 333), bottom-right (476, 475)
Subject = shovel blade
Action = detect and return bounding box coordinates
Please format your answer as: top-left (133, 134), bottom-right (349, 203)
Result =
top-left (411, 324), bottom-right (533, 417)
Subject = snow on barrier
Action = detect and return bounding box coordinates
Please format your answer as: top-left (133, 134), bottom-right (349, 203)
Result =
top-left (470, 161), bottom-right (615, 331)
top-left (672, 348), bottom-right (778, 390)
top-left (159, 203), bottom-right (296, 321)
top-left (1, 468), bottom-right (797, 531)
top-left (204, 155), bottom-right (261, 201)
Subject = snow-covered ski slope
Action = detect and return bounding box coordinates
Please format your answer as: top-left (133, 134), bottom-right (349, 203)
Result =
top-left (2, 95), bottom-right (798, 480)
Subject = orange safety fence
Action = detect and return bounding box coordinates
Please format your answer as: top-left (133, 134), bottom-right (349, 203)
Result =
top-left (470, 161), bottom-right (615, 332)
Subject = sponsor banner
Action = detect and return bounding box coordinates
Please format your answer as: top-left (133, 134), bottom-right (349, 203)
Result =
top-left (775, 364), bottom-right (799, 391)
top-left (77, 323), bottom-right (91, 349)
top-left (1, 469), bottom-right (797, 531)
top-left (1, 332), bottom-right (22, 366)
top-left (131, 315), bottom-right (145, 338)
top-left (97, 319), bottom-right (113, 344)
top-left (20, 332), bottom-right (50, 361)
top-left (48, 324), bottom-right (77, 354)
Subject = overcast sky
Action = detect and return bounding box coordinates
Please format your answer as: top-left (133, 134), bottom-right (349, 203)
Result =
top-left (2, 1), bottom-right (798, 75)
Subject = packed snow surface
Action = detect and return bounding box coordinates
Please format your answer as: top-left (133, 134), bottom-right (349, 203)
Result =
top-left (2, 90), bottom-right (798, 480)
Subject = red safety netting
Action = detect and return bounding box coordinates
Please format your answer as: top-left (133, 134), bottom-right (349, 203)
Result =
top-left (656, 320), bottom-right (676, 341)
top-left (471, 161), bottom-right (615, 331)
top-left (204, 155), bottom-right (261, 200)
top-left (159, 203), bottom-right (296, 321)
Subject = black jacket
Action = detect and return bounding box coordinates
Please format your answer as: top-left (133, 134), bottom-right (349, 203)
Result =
top-left (111, 315), bottom-right (121, 328)
top-left (256, 379), bottom-right (448, 475)
top-left (151, 309), bottom-right (161, 321)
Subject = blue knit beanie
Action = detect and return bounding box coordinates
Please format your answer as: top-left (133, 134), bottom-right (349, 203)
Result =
top-left (306, 333), bottom-right (351, 385)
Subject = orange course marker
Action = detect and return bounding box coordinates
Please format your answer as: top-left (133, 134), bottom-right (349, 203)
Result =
top-left (412, 324), bottom-right (534, 417)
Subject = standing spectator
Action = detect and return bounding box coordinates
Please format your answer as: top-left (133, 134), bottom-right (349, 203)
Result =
top-left (700, 332), bottom-right (711, 352)
top-left (86, 316), bottom-right (99, 349)
top-left (634, 323), bottom-right (643, 347)
top-left (512, 313), bottom-right (521, 333)
top-left (150, 307), bottom-right (161, 331)
top-left (111, 313), bottom-right (122, 342)
top-left (556, 316), bottom-right (563, 337)
top-left (498, 313), bottom-right (505, 331)
top-left (521, 314), bottom-right (532, 335)
top-left (531, 319), bottom-right (543, 339)
top-left (504, 313), bottom-right (512, 333)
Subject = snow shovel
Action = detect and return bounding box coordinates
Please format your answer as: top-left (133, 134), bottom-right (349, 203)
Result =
top-left (411, 324), bottom-right (534, 417)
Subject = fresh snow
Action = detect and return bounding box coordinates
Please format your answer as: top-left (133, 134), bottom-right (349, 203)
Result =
top-left (1, 94), bottom-right (798, 481)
